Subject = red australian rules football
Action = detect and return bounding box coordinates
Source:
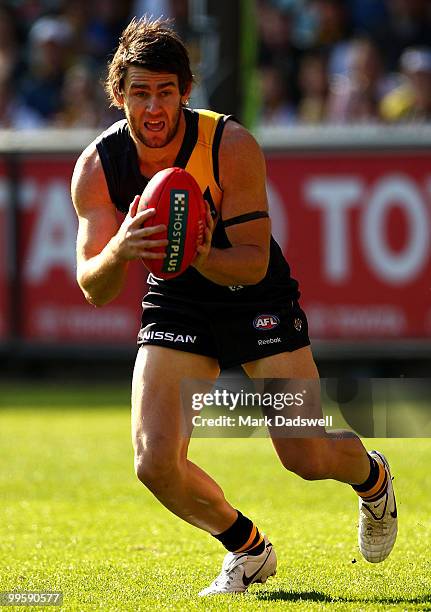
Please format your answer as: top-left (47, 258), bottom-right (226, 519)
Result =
top-left (138, 167), bottom-right (206, 279)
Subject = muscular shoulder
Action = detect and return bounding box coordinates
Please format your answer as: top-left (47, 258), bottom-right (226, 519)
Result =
top-left (218, 121), bottom-right (266, 191)
top-left (71, 141), bottom-right (112, 212)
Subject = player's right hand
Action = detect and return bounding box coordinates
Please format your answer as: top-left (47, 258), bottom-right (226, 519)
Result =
top-left (192, 201), bottom-right (215, 273)
top-left (112, 195), bottom-right (168, 262)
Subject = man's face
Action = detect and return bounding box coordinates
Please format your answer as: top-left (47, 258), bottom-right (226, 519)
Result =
top-left (118, 67), bottom-right (190, 148)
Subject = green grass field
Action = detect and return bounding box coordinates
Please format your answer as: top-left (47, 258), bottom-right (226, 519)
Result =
top-left (1, 383), bottom-right (430, 611)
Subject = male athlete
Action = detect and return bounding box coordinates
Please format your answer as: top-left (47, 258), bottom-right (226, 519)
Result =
top-left (71, 17), bottom-right (397, 596)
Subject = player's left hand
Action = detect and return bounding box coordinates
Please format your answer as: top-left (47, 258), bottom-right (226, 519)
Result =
top-left (191, 202), bottom-right (215, 272)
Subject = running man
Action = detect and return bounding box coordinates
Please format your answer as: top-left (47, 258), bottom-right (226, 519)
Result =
top-left (71, 17), bottom-right (397, 596)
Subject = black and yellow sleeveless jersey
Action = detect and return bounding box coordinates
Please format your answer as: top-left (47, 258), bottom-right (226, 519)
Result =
top-left (95, 107), bottom-right (299, 304)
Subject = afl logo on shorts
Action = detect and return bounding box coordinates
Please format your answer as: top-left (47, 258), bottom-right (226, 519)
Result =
top-left (253, 314), bottom-right (280, 331)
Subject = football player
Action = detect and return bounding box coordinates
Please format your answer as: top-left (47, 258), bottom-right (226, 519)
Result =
top-left (71, 17), bottom-right (397, 596)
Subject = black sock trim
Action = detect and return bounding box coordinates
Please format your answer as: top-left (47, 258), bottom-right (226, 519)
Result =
top-left (352, 454), bottom-right (381, 492)
top-left (247, 534), bottom-right (265, 556)
top-left (362, 472), bottom-right (389, 502)
top-left (213, 510), bottom-right (254, 552)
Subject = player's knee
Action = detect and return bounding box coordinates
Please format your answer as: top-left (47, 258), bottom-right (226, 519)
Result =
top-left (134, 445), bottom-right (179, 487)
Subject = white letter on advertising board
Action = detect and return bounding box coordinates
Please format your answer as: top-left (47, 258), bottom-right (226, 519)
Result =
top-left (306, 178), bottom-right (362, 282)
top-left (25, 181), bottom-right (77, 282)
top-left (362, 176), bottom-right (429, 284)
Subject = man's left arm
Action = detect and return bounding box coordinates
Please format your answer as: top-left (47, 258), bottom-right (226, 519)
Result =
top-left (192, 122), bottom-right (271, 285)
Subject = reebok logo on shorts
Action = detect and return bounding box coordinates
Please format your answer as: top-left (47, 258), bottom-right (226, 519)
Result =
top-left (253, 314), bottom-right (280, 331)
top-left (258, 337), bottom-right (281, 346)
top-left (142, 330), bottom-right (197, 343)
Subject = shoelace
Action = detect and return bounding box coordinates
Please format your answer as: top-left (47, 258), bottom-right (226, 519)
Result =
top-left (365, 521), bottom-right (389, 536)
top-left (212, 566), bottom-right (239, 589)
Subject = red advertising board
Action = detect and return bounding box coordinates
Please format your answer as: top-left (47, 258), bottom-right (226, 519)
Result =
top-left (18, 157), bottom-right (147, 344)
top-left (266, 151), bottom-right (431, 340)
top-left (0, 159), bottom-right (9, 342)
top-left (4, 147), bottom-right (431, 347)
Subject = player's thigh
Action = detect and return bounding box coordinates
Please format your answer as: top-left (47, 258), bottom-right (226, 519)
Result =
top-left (242, 348), bottom-right (320, 417)
top-left (242, 346), bottom-right (326, 470)
top-left (242, 345), bottom-right (319, 379)
top-left (132, 345), bottom-right (220, 457)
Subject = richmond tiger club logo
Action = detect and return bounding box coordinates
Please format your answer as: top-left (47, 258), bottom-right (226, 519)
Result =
top-left (253, 314), bottom-right (280, 331)
top-left (163, 190), bottom-right (189, 274)
top-left (294, 317), bottom-right (302, 331)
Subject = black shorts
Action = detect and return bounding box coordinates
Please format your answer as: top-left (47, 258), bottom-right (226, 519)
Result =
top-left (138, 292), bottom-right (310, 370)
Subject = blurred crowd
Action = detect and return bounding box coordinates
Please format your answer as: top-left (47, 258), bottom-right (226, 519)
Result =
top-left (0, 0), bottom-right (430, 130)
top-left (0, 0), bottom-right (190, 129)
top-left (256, 0), bottom-right (431, 126)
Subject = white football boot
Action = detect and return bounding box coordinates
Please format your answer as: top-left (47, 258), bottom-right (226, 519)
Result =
top-left (358, 450), bottom-right (398, 563)
top-left (199, 536), bottom-right (277, 596)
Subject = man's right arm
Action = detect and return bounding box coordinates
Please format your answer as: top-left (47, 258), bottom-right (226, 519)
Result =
top-left (71, 143), bottom-right (167, 306)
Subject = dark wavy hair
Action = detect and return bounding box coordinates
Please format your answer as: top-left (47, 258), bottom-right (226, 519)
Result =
top-left (105, 16), bottom-right (194, 107)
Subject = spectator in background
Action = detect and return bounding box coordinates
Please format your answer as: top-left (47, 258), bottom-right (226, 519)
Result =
top-left (372, 0), bottom-right (431, 73)
top-left (0, 4), bottom-right (22, 82)
top-left (308, 0), bottom-right (352, 78)
top-left (0, 4), bottom-right (32, 129)
top-left (327, 38), bottom-right (391, 123)
top-left (349, 0), bottom-right (387, 34)
top-left (297, 51), bottom-right (329, 123)
top-left (256, 64), bottom-right (296, 127)
top-left (0, 73), bottom-right (44, 128)
top-left (309, 0), bottom-right (351, 48)
top-left (381, 47), bottom-right (431, 123)
top-left (19, 15), bottom-right (74, 122)
top-left (14, 0), bottom-right (60, 31)
top-left (54, 63), bottom-right (108, 127)
top-left (257, 0), bottom-right (302, 109)
top-left (83, 0), bottom-right (132, 62)
top-left (60, 0), bottom-right (92, 50)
